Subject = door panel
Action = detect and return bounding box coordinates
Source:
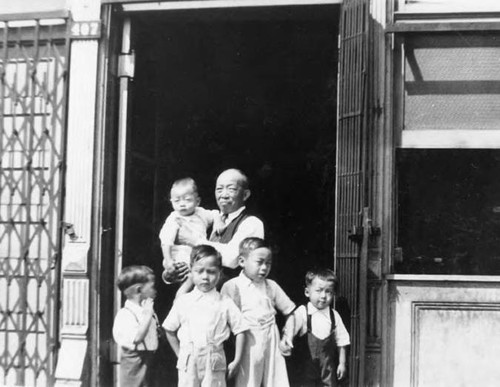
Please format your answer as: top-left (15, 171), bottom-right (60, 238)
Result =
top-left (334, 0), bottom-right (369, 385)
top-left (0, 20), bottom-right (69, 386)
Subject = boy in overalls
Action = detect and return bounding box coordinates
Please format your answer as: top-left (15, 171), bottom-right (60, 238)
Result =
top-left (112, 266), bottom-right (159, 387)
top-left (163, 245), bottom-right (247, 386)
top-left (282, 269), bottom-right (350, 387)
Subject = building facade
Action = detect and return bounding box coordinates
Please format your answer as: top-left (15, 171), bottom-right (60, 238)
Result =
top-left (0, 0), bottom-right (499, 386)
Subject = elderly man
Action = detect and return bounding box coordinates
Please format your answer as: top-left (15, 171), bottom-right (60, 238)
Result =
top-left (162, 168), bottom-right (264, 283)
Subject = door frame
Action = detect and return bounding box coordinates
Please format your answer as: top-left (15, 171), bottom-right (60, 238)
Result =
top-left (97, 1), bottom-right (344, 385)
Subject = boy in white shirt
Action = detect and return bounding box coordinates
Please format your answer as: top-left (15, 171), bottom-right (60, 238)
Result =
top-left (221, 237), bottom-right (296, 387)
top-left (163, 245), bottom-right (247, 386)
top-left (112, 265), bottom-right (159, 387)
top-left (282, 268), bottom-right (350, 387)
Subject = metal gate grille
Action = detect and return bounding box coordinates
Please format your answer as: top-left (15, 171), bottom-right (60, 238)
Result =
top-left (334, 0), bottom-right (369, 385)
top-left (0, 20), bottom-right (69, 386)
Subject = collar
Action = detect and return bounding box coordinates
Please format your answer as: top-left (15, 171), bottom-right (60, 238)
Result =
top-left (191, 287), bottom-right (218, 300)
top-left (307, 302), bottom-right (330, 316)
top-left (223, 206), bottom-right (246, 223)
top-left (238, 271), bottom-right (266, 287)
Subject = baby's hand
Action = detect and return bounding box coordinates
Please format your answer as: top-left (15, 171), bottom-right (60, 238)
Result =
top-left (279, 337), bottom-right (293, 357)
top-left (227, 361), bottom-right (239, 380)
top-left (142, 298), bottom-right (154, 317)
top-left (213, 214), bottom-right (226, 235)
top-left (337, 363), bottom-right (346, 380)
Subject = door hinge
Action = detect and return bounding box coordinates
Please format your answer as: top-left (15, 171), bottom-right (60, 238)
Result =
top-left (118, 51), bottom-right (135, 79)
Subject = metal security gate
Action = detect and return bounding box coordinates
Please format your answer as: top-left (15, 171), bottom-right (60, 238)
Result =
top-left (334, 0), bottom-right (369, 385)
top-left (0, 19), bottom-right (69, 386)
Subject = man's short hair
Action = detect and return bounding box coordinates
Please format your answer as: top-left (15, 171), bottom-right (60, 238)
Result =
top-left (117, 265), bottom-right (154, 293)
top-left (305, 268), bottom-right (338, 290)
top-left (170, 177), bottom-right (198, 196)
top-left (190, 244), bottom-right (222, 268)
top-left (220, 169), bottom-right (249, 190)
top-left (239, 237), bottom-right (270, 258)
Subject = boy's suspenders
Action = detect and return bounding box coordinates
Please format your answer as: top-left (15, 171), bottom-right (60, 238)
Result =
top-left (306, 305), bottom-right (337, 334)
top-left (124, 307), bottom-right (160, 351)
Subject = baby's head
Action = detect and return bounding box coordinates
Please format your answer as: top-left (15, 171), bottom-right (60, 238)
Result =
top-left (117, 265), bottom-right (156, 301)
top-left (304, 268), bottom-right (337, 311)
top-left (170, 177), bottom-right (200, 217)
top-left (190, 245), bottom-right (222, 292)
top-left (238, 237), bottom-right (272, 283)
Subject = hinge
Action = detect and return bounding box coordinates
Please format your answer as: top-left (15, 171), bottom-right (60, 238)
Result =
top-left (372, 101), bottom-right (383, 117)
top-left (118, 51), bottom-right (135, 79)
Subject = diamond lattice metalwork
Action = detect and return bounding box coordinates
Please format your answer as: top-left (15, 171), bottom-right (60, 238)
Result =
top-left (0, 21), bottom-right (69, 387)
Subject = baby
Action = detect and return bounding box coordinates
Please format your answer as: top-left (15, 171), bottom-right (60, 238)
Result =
top-left (159, 177), bottom-right (220, 284)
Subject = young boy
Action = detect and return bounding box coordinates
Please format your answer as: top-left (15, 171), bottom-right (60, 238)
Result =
top-left (221, 237), bottom-right (296, 387)
top-left (159, 178), bottom-right (220, 284)
top-left (283, 268), bottom-right (350, 387)
top-left (112, 265), bottom-right (159, 387)
top-left (162, 245), bottom-right (247, 386)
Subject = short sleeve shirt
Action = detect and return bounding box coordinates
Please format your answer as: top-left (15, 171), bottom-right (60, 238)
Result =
top-left (221, 272), bottom-right (296, 329)
top-left (293, 302), bottom-right (350, 346)
top-left (163, 288), bottom-right (247, 349)
top-left (113, 300), bottom-right (159, 351)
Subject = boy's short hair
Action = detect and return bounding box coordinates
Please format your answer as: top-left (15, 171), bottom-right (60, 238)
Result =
top-left (239, 237), bottom-right (270, 258)
top-left (190, 244), bottom-right (222, 268)
top-left (117, 265), bottom-right (154, 294)
top-left (170, 177), bottom-right (198, 196)
top-left (305, 268), bottom-right (338, 291)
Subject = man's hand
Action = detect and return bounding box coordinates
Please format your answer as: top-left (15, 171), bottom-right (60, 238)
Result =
top-left (142, 298), bottom-right (154, 318)
top-left (227, 360), bottom-right (239, 380)
top-left (162, 261), bottom-right (189, 284)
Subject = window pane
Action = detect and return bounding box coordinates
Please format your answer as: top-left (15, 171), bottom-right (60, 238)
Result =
top-left (404, 34), bottom-right (500, 131)
top-left (398, 0), bottom-right (500, 13)
top-left (396, 149), bottom-right (500, 275)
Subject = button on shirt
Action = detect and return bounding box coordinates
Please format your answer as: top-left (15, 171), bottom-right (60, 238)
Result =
top-left (162, 288), bottom-right (247, 349)
top-left (221, 272), bottom-right (296, 329)
top-left (294, 302), bottom-right (350, 346)
top-left (113, 300), bottom-right (159, 351)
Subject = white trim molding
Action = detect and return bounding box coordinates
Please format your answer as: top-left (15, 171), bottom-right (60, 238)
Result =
top-left (401, 130), bottom-right (500, 149)
top-left (123, 0), bottom-right (342, 12)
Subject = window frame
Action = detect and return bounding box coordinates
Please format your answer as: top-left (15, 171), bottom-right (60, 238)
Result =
top-left (393, 30), bottom-right (500, 149)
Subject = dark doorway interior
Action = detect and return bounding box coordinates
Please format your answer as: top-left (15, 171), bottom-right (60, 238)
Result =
top-left (122, 5), bottom-right (339, 385)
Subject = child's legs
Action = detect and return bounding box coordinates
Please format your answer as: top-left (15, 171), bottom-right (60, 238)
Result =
top-left (120, 349), bottom-right (149, 387)
top-left (177, 349), bottom-right (202, 387)
top-left (318, 357), bottom-right (336, 387)
top-left (235, 329), bottom-right (266, 387)
top-left (262, 325), bottom-right (289, 387)
top-left (200, 348), bottom-right (226, 387)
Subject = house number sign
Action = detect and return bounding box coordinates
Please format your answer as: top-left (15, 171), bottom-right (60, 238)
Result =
top-left (70, 21), bottom-right (101, 39)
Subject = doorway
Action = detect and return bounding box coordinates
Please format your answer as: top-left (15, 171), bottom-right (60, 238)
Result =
top-left (120, 5), bottom-right (340, 385)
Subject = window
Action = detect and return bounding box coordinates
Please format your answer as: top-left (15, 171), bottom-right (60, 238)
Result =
top-left (396, 149), bottom-right (500, 275)
top-left (394, 31), bottom-right (500, 275)
top-left (396, 33), bottom-right (500, 148)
